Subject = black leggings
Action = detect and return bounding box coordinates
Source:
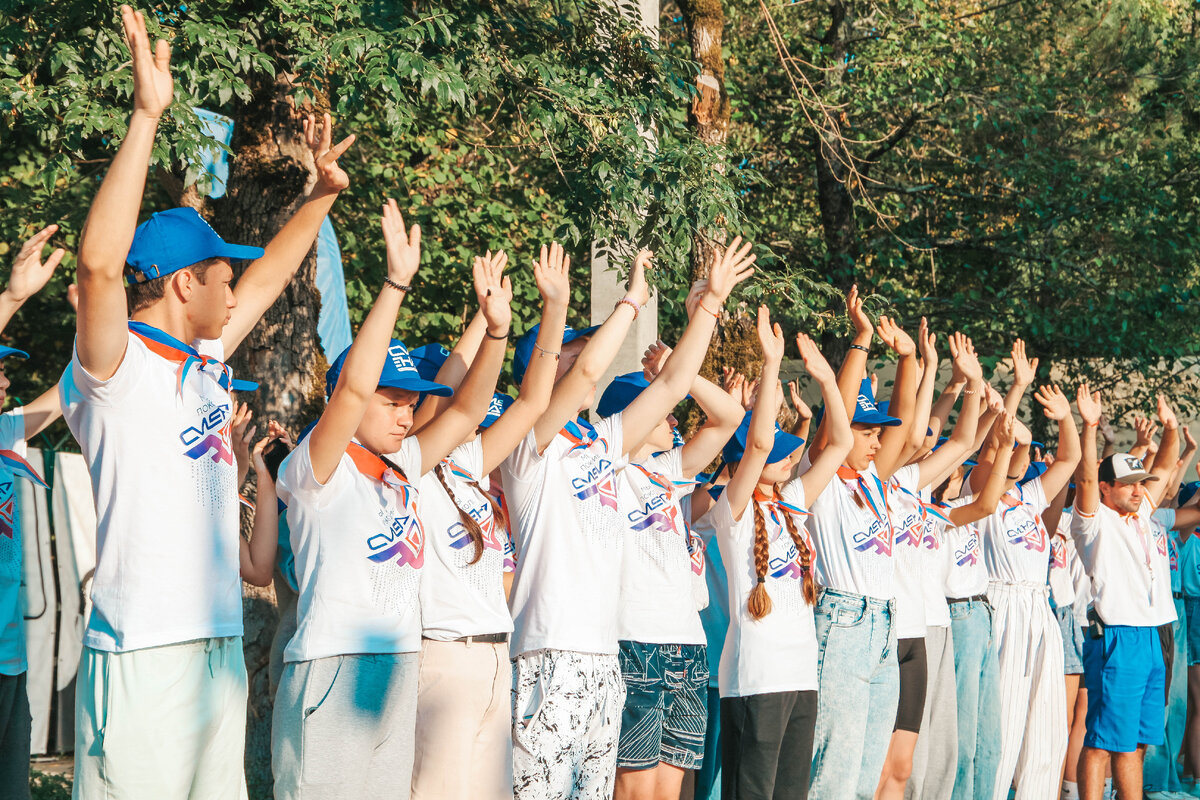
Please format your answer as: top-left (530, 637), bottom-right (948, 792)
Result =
top-left (721, 690), bottom-right (817, 800)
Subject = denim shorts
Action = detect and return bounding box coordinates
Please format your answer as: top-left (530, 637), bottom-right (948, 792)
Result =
top-left (1056, 604), bottom-right (1084, 675)
top-left (617, 641), bottom-right (709, 770)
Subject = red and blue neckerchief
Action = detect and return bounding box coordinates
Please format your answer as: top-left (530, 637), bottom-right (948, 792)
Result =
top-left (753, 487), bottom-right (811, 528)
top-left (560, 417), bottom-right (601, 454)
top-left (444, 457), bottom-right (475, 484)
top-left (129, 320), bottom-right (233, 396)
top-left (345, 441), bottom-right (416, 508)
top-left (0, 450), bottom-right (47, 490)
top-left (837, 465), bottom-right (889, 528)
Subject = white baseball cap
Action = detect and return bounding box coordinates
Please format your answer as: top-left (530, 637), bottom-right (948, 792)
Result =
top-left (1099, 453), bottom-right (1159, 484)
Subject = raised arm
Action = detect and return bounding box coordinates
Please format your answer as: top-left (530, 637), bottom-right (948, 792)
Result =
top-left (788, 380), bottom-right (813, 440)
top-left (725, 307), bottom-right (783, 521)
top-left (0, 225), bottom-right (65, 334)
top-left (902, 318), bottom-right (938, 462)
top-left (620, 240), bottom-right (755, 456)
top-left (1074, 383), bottom-right (1103, 517)
top-left (1147, 395), bottom-right (1181, 508)
top-left (415, 254), bottom-right (512, 474)
top-left (532, 251), bottom-right (650, 451)
top-left (813, 284), bottom-right (872, 456)
top-left (1041, 457), bottom-right (1070, 537)
top-left (798, 334), bottom-right (853, 500)
top-left (918, 372), bottom-right (984, 491)
top-left (240, 430), bottom-right (283, 587)
top-left (223, 113), bottom-right (355, 354)
top-left (76, 6), bottom-right (172, 380)
top-left (307, 200), bottom-right (418, 483)
top-left (1003, 338), bottom-right (1038, 418)
top-left (949, 413), bottom-right (1017, 527)
top-left (1130, 416), bottom-right (1158, 460)
top-left (1033, 384), bottom-right (1081, 500)
top-left (480, 245), bottom-right (570, 475)
top-left (873, 316), bottom-right (918, 481)
top-left (928, 332), bottom-right (973, 438)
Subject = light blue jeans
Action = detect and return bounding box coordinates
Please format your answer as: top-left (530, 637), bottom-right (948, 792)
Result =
top-left (809, 589), bottom-right (898, 800)
top-left (948, 597), bottom-right (1000, 800)
top-left (1144, 596), bottom-right (1187, 792)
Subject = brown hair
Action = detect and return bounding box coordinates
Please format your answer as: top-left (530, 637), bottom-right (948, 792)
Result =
top-left (433, 463), bottom-right (508, 565)
top-left (126, 259), bottom-right (219, 314)
top-left (747, 489), bottom-right (817, 619)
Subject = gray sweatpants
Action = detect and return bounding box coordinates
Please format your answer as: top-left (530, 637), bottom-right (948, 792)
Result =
top-left (905, 625), bottom-right (958, 800)
top-left (272, 653), bottom-right (419, 800)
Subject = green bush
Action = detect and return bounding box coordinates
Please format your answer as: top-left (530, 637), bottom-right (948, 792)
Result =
top-left (30, 770), bottom-right (72, 800)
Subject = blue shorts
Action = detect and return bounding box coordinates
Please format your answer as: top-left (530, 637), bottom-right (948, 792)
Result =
top-left (1057, 605), bottom-right (1084, 675)
top-left (1185, 596), bottom-right (1200, 666)
top-left (1082, 624), bottom-right (1166, 752)
top-left (617, 641), bottom-right (709, 770)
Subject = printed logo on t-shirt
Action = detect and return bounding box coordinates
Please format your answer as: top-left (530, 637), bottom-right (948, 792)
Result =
top-left (1154, 525), bottom-right (1168, 557)
top-left (446, 500), bottom-right (505, 555)
top-left (628, 492), bottom-right (681, 535)
top-left (955, 529), bottom-right (980, 567)
top-left (572, 459), bottom-right (618, 510)
top-left (687, 527), bottom-right (705, 576)
top-left (921, 517), bottom-right (940, 550)
top-left (0, 478), bottom-right (12, 539)
top-left (366, 507), bottom-right (425, 569)
top-left (853, 518), bottom-right (893, 556)
top-left (179, 399), bottom-right (233, 464)
top-left (1170, 536), bottom-right (1179, 573)
top-left (1051, 537), bottom-right (1066, 569)
top-left (1003, 514), bottom-right (1047, 553)
top-left (769, 538), bottom-right (804, 580)
top-left (895, 511), bottom-right (922, 548)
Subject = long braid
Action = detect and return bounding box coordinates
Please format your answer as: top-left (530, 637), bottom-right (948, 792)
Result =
top-left (466, 477), bottom-right (508, 533)
top-left (779, 497), bottom-right (817, 605)
top-left (747, 500), bottom-right (774, 619)
top-left (434, 463), bottom-right (486, 565)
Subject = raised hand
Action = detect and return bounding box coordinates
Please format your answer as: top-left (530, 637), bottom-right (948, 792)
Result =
top-left (743, 378), bottom-right (760, 411)
top-left (685, 280), bottom-right (709, 320)
top-left (993, 412), bottom-right (1017, 447)
top-left (796, 332), bottom-right (836, 384)
top-left (6, 224), bottom-right (66, 303)
top-left (121, 5), bottom-right (173, 119)
top-left (231, 401), bottom-right (256, 474)
top-left (1010, 339), bottom-right (1039, 386)
top-left (788, 380), bottom-right (812, 420)
top-left (876, 315), bottom-right (916, 357)
top-left (625, 249), bottom-right (653, 307)
top-left (917, 317), bottom-right (937, 369)
top-left (266, 419), bottom-right (293, 448)
top-left (757, 305), bottom-right (785, 364)
top-left (1098, 414), bottom-right (1116, 445)
top-left (1133, 416), bottom-right (1158, 447)
top-left (1157, 393), bottom-right (1179, 431)
top-left (381, 199), bottom-right (421, 286)
top-left (846, 284), bottom-right (873, 341)
top-left (1076, 383), bottom-right (1102, 427)
top-left (641, 340), bottom-right (672, 382)
top-left (984, 383), bottom-right (1005, 415)
top-left (533, 243), bottom-right (571, 307)
top-left (304, 112), bottom-right (356, 197)
top-left (950, 332), bottom-right (982, 382)
top-left (1033, 384), bottom-right (1071, 422)
top-left (704, 236), bottom-right (756, 306)
top-left (1185, 428), bottom-right (1197, 454)
top-left (473, 249), bottom-right (512, 335)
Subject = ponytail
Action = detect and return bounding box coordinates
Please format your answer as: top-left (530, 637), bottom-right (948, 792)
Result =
top-left (434, 464), bottom-right (486, 565)
top-left (747, 501), bottom-right (774, 619)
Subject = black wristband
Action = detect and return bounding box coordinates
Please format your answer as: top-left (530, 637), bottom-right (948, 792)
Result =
top-left (485, 328), bottom-right (510, 341)
top-left (384, 276), bottom-right (411, 292)
top-left (850, 344), bottom-right (869, 353)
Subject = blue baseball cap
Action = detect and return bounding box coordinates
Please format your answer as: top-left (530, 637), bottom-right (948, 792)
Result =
top-left (853, 379), bottom-right (902, 427)
top-left (1019, 461), bottom-right (1047, 484)
top-left (722, 411), bottom-right (805, 465)
top-left (1179, 480), bottom-right (1200, 507)
top-left (512, 323), bottom-right (599, 385)
top-left (124, 207), bottom-right (265, 285)
top-left (879, 401), bottom-right (930, 436)
top-left (934, 436), bottom-right (978, 467)
top-left (410, 344), bottom-right (451, 382)
top-left (231, 378), bottom-right (258, 392)
top-left (325, 339), bottom-right (454, 400)
top-left (0, 347), bottom-right (28, 361)
top-left (480, 392), bottom-right (514, 429)
top-left (598, 372), bottom-right (649, 418)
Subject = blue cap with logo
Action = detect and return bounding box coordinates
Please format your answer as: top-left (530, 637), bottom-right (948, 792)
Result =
top-left (125, 207), bottom-right (265, 285)
top-left (853, 379), bottom-right (902, 427)
top-left (410, 344), bottom-right (452, 383)
top-left (722, 411), bottom-right (805, 465)
top-left (480, 392), bottom-right (514, 429)
top-left (0, 347), bottom-right (29, 362)
top-left (512, 323), bottom-right (599, 386)
top-left (598, 372), bottom-right (650, 418)
top-left (325, 339), bottom-right (454, 400)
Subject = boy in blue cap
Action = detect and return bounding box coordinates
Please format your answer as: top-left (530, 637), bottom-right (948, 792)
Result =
top-left (0, 224), bottom-right (70, 799)
top-left (60, 7), bottom-right (354, 798)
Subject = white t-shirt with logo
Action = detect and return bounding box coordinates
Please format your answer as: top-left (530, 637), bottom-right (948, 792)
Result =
top-left (1071, 497), bottom-right (1176, 627)
top-left (707, 481), bottom-right (816, 697)
top-left (615, 447), bottom-right (705, 645)
top-left (888, 465), bottom-right (927, 638)
top-left (278, 436), bottom-right (425, 662)
top-left (0, 411), bottom-right (27, 675)
top-left (806, 460), bottom-right (895, 599)
top-left (1049, 532), bottom-right (1076, 609)
top-left (979, 477), bottom-right (1051, 586)
top-left (501, 415), bottom-right (625, 656)
top-left (418, 436), bottom-right (513, 640)
top-left (917, 489), bottom-right (952, 628)
top-left (60, 333), bottom-right (241, 652)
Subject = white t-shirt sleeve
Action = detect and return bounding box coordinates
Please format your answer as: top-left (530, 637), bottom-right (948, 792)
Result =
top-left (779, 477), bottom-right (807, 512)
top-left (595, 413), bottom-right (626, 461)
top-left (1026, 476), bottom-right (1050, 515)
top-left (502, 428), bottom-right (545, 484)
top-left (66, 333), bottom-right (148, 405)
top-left (1070, 501), bottom-right (1102, 543)
top-left (278, 437), bottom-right (348, 509)
top-left (0, 409), bottom-right (26, 452)
top-left (892, 464), bottom-right (920, 494)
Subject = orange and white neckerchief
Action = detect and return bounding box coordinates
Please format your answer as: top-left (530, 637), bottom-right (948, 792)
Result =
top-left (753, 486), bottom-right (810, 528)
top-left (837, 465), bottom-right (889, 528)
top-left (345, 441), bottom-right (416, 508)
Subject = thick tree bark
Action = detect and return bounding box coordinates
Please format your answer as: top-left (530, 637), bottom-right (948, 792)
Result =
top-left (204, 71), bottom-right (325, 800)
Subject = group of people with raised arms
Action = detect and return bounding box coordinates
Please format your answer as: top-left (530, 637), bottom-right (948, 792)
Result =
top-left (4, 7), bottom-right (1200, 800)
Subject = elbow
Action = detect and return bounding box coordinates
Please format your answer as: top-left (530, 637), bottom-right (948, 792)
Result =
top-left (241, 567), bottom-right (273, 588)
top-left (575, 359), bottom-right (606, 386)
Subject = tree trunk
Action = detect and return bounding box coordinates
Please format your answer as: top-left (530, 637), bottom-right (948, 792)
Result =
top-left (677, 0), bottom-right (760, 407)
top-left (207, 71), bottom-right (326, 800)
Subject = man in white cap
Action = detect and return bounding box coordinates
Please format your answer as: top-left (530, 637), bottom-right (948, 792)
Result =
top-left (1073, 385), bottom-right (1180, 800)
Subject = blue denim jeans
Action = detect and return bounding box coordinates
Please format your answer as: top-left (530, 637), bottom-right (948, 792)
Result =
top-left (948, 598), bottom-right (1000, 800)
top-left (809, 589), bottom-right (898, 800)
top-left (1143, 597), bottom-right (1187, 791)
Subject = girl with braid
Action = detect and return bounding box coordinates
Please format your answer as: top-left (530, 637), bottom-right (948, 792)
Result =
top-left (701, 308), bottom-right (852, 800)
top-left (411, 243), bottom-right (571, 800)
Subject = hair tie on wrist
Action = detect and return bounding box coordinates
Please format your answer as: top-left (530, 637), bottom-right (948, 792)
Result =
top-left (485, 328), bottom-right (509, 341)
top-left (384, 277), bottom-right (411, 293)
top-left (850, 344), bottom-right (869, 353)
